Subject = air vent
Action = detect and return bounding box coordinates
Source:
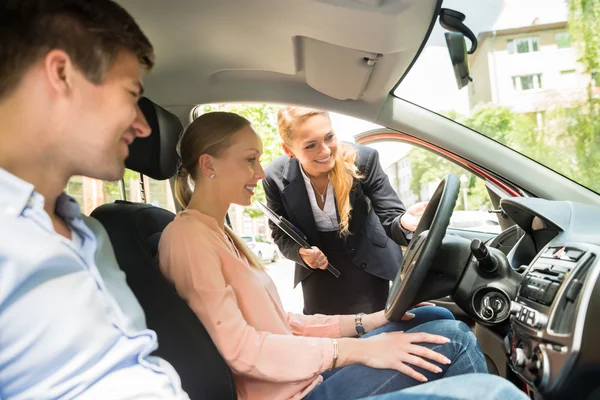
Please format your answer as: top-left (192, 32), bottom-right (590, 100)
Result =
top-left (550, 255), bottom-right (595, 334)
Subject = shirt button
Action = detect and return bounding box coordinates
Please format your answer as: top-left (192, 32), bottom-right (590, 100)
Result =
top-left (348, 249), bottom-right (355, 257)
top-left (360, 262), bottom-right (367, 269)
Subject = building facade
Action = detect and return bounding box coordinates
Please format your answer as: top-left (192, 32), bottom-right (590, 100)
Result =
top-left (469, 21), bottom-right (597, 124)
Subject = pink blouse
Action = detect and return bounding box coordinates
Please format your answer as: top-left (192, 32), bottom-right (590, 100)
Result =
top-left (158, 210), bottom-right (341, 400)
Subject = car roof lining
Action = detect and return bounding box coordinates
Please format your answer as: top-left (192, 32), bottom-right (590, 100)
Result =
top-left (118, 0), bottom-right (439, 121)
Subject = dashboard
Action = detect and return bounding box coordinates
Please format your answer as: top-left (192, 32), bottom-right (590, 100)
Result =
top-left (499, 198), bottom-right (600, 399)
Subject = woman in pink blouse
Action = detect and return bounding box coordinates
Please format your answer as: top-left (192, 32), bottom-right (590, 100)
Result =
top-left (158, 111), bottom-right (525, 400)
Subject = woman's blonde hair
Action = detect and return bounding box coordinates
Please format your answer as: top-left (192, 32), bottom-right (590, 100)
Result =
top-left (277, 106), bottom-right (363, 236)
top-left (175, 111), bottom-right (264, 270)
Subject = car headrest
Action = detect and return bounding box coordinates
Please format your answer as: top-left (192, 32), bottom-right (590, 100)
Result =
top-left (126, 97), bottom-right (183, 180)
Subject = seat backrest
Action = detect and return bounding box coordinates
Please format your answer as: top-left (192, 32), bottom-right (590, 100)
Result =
top-left (91, 97), bottom-right (236, 400)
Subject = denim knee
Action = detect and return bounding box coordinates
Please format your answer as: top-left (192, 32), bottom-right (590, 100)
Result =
top-left (410, 306), bottom-right (455, 325)
top-left (430, 319), bottom-right (474, 342)
top-left (413, 319), bottom-right (477, 349)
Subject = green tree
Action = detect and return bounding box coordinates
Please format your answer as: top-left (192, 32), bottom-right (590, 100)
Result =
top-left (462, 105), bottom-right (569, 166)
top-left (460, 104), bottom-right (578, 187)
top-left (198, 104), bottom-right (283, 217)
top-left (563, 0), bottom-right (600, 192)
top-left (567, 0), bottom-right (600, 96)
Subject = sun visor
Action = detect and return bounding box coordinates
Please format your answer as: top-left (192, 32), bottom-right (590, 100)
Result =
top-left (298, 36), bottom-right (382, 101)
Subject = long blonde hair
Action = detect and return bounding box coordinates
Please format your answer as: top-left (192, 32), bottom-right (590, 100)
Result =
top-left (277, 106), bottom-right (363, 236)
top-left (175, 111), bottom-right (264, 270)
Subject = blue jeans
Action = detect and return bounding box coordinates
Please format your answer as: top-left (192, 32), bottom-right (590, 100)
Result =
top-left (305, 306), bottom-right (487, 400)
top-left (361, 374), bottom-right (529, 400)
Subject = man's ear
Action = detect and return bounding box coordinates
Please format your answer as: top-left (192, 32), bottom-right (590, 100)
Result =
top-left (44, 49), bottom-right (76, 97)
top-left (198, 154), bottom-right (216, 177)
top-left (282, 143), bottom-right (295, 159)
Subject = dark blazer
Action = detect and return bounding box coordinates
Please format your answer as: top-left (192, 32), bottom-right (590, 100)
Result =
top-left (263, 144), bottom-right (412, 287)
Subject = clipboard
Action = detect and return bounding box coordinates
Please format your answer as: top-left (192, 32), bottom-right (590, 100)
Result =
top-left (255, 200), bottom-right (341, 278)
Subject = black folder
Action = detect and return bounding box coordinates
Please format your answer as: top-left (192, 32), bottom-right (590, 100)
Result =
top-left (255, 200), bottom-right (341, 278)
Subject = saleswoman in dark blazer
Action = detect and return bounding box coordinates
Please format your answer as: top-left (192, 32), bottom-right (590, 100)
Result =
top-left (263, 106), bottom-right (428, 316)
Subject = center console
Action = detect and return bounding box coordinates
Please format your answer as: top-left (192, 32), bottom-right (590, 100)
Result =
top-left (505, 244), bottom-right (599, 396)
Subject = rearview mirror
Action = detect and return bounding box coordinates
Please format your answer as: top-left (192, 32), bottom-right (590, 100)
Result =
top-left (445, 31), bottom-right (472, 90)
top-left (439, 8), bottom-right (476, 90)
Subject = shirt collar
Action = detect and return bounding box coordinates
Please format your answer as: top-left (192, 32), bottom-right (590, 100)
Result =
top-left (0, 168), bottom-right (83, 221)
top-left (0, 168), bottom-right (36, 217)
top-left (298, 164), bottom-right (330, 185)
top-left (56, 193), bottom-right (83, 220)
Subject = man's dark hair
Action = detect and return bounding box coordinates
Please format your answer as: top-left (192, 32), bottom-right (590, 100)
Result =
top-left (0, 0), bottom-right (155, 99)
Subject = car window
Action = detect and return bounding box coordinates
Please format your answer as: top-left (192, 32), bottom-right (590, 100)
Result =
top-left (393, 0), bottom-right (599, 195)
top-left (65, 169), bottom-right (176, 215)
top-left (65, 175), bottom-right (125, 215)
top-left (378, 142), bottom-right (501, 234)
top-left (241, 236), bottom-right (253, 243)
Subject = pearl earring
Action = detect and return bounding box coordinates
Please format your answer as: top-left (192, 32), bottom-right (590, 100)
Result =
top-left (210, 173), bottom-right (215, 179)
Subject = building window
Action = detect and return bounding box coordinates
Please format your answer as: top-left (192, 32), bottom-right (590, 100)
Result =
top-left (560, 69), bottom-right (577, 87)
top-left (507, 37), bottom-right (540, 54)
top-left (512, 74), bottom-right (543, 91)
top-left (555, 32), bottom-right (571, 49)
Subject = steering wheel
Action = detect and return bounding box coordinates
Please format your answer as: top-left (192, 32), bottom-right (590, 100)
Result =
top-left (385, 174), bottom-right (461, 321)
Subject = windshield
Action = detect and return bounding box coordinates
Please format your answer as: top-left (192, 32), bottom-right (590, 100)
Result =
top-left (394, 0), bottom-right (599, 194)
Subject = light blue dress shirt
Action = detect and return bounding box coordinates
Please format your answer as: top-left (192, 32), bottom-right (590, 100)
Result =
top-left (0, 169), bottom-right (187, 400)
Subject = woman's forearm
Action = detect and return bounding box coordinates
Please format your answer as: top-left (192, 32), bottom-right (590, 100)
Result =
top-left (339, 310), bottom-right (388, 337)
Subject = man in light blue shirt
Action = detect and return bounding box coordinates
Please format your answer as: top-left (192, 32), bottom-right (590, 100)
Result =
top-left (0, 1), bottom-right (187, 398)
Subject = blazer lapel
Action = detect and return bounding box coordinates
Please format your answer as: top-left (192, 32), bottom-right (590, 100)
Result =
top-left (281, 158), bottom-right (320, 246)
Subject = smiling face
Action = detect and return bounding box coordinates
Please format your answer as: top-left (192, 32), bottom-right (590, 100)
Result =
top-left (56, 49), bottom-right (151, 181)
top-left (283, 114), bottom-right (337, 178)
top-left (211, 126), bottom-right (266, 206)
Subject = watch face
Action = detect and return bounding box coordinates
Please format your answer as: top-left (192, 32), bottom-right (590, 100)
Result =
top-left (355, 313), bottom-right (367, 336)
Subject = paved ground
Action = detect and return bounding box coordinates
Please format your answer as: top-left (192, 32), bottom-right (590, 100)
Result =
top-left (264, 258), bottom-right (304, 314)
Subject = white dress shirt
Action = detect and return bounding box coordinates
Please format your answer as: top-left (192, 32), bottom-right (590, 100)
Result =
top-left (299, 166), bottom-right (339, 232)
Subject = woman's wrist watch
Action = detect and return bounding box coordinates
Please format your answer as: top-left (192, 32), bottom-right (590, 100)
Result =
top-left (355, 313), bottom-right (367, 336)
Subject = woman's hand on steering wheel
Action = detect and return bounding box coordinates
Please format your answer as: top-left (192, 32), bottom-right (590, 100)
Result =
top-left (400, 201), bottom-right (429, 232)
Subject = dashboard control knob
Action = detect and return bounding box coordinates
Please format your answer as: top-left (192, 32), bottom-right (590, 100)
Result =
top-left (511, 347), bottom-right (526, 369)
top-left (480, 296), bottom-right (495, 321)
top-left (510, 302), bottom-right (523, 317)
top-left (481, 306), bottom-right (495, 320)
